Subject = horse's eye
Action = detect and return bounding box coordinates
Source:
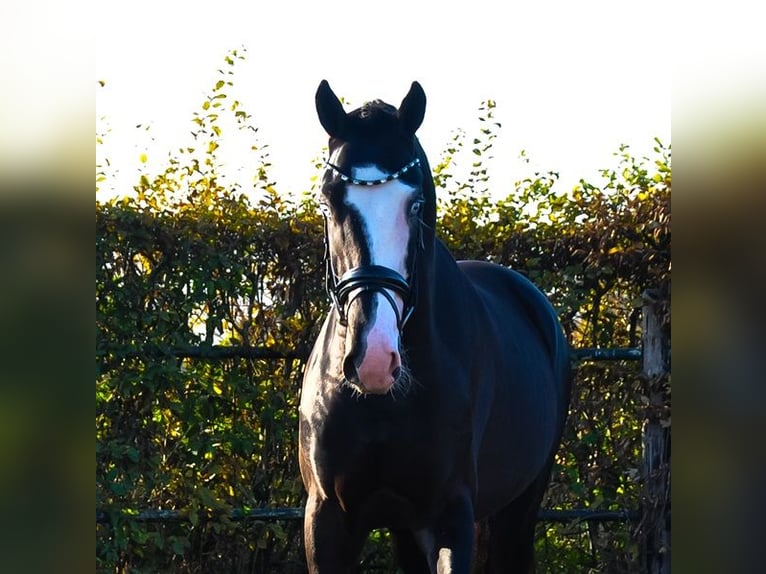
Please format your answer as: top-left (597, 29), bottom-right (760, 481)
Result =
top-left (410, 200), bottom-right (424, 215)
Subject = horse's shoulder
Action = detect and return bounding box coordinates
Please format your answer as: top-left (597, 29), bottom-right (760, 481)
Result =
top-left (458, 259), bottom-right (567, 363)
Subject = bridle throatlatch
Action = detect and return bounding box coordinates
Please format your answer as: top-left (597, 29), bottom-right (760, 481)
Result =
top-left (322, 158), bottom-right (422, 331)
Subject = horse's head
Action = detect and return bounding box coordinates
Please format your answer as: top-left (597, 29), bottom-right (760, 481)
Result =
top-left (315, 80), bottom-right (428, 395)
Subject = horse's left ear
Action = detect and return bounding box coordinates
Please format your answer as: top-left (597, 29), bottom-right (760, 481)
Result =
top-left (398, 81), bottom-right (426, 136)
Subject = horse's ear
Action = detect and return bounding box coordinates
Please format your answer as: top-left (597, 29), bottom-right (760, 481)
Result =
top-left (316, 80), bottom-right (347, 139)
top-left (398, 81), bottom-right (426, 136)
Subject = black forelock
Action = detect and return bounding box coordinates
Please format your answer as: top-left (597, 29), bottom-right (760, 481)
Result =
top-left (328, 99), bottom-right (416, 174)
top-left (344, 100), bottom-right (400, 137)
top-left (356, 99), bottom-right (397, 119)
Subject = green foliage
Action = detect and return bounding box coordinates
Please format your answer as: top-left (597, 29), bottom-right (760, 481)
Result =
top-left (96, 51), bottom-right (670, 573)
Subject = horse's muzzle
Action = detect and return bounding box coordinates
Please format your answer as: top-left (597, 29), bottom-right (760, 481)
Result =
top-left (341, 294), bottom-right (403, 395)
top-left (343, 346), bottom-right (401, 395)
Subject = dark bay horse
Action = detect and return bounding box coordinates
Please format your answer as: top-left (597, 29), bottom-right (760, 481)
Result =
top-left (298, 80), bottom-right (571, 573)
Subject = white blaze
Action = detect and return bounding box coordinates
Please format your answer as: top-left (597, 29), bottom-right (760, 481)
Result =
top-left (344, 164), bottom-right (414, 393)
top-left (345, 164), bottom-right (413, 274)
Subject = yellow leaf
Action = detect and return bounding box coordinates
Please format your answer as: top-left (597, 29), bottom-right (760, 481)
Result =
top-left (139, 153), bottom-right (148, 163)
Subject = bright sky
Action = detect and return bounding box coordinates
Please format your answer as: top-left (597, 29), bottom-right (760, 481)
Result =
top-left (95, 1), bottom-right (670, 199)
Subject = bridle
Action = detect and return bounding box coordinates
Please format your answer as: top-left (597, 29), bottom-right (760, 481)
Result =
top-left (321, 157), bottom-right (423, 331)
top-left (325, 157), bottom-right (420, 186)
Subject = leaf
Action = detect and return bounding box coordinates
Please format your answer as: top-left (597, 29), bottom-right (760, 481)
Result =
top-left (126, 446), bottom-right (139, 462)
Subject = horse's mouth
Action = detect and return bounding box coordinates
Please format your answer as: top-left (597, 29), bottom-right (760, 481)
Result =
top-left (342, 365), bottom-right (414, 398)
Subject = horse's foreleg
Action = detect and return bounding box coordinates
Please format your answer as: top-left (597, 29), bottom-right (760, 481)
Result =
top-left (391, 529), bottom-right (431, 574)
top-left (303, 494), bottom-right (365, 574)
top-left (418, 489), bottom-right (475, 574)
top-left (484, 466), bottom-right (552, 574)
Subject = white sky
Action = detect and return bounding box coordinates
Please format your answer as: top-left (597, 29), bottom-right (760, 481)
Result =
top-left (95, 1), bottom-right (671, 199)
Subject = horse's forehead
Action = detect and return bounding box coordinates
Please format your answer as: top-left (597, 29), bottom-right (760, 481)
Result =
top-left (329, 105), bottom-right (409, 164)
top-left (329, 137), bottom-right (412, 175)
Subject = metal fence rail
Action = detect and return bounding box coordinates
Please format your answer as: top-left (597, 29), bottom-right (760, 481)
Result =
top-left (104, 345), bottom-right (642, 364)
top-left (96, 506), bottom-right (640, 525)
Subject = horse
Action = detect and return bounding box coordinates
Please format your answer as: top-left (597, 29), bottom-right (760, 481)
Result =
top-left (298, 80), bottom-right (572, 574)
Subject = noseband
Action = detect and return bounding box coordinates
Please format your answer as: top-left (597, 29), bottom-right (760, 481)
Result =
top-left (328, 265), bottom-right (416, 330)
top-left (322, 158), bottom-right (422, 331)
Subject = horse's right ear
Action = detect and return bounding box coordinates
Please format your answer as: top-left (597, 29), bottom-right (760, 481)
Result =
top-left (316, 80), bottom-right (347, 139)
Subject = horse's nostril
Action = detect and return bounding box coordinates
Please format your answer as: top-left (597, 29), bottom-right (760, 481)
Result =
top-left (392, 366), bottom-right (401, 380)
top-left (343, 355), bottom-right (359, 383)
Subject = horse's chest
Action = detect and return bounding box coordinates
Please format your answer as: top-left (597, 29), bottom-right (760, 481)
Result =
top-left (321, 412), bottom-right (445, 478)
top-left (328, 435), bottom-right (454, 528)
top-left (311, 400), bottom-right (472, 518)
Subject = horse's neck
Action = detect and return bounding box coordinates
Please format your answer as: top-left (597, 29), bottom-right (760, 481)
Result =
top-left (405, 239), bottom-right (470, 343)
